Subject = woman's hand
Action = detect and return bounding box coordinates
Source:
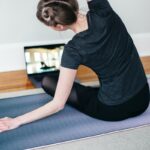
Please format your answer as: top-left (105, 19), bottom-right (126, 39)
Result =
top-left (0, 117), bottom-right (21, 133)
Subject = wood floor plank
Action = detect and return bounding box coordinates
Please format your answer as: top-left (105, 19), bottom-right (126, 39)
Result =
top-left (0, 70), bottom-right (35, 93)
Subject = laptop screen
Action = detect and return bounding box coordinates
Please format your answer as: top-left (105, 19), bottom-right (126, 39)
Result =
top-left (24, 43), bottom-right (65, 75)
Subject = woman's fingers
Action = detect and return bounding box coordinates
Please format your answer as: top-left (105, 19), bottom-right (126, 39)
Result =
top-left (0, 117), bottom-right (9, 120)
top-left (0, 120), bottom-right (8, 125)
top-left (0, 127), bottom-right (8, 131)
top-left (0, 125), bottom-right (7, 129)
top-left (0, 119), bottom-right (9, 131)
top-left (0, 128), bottom-right (8, 133)
top-left (0, 123), bottom-right (9, 128)
top-left (0, 125), bottom-right (9, 133)
top-left (0, 117), bottom-right (20, 133)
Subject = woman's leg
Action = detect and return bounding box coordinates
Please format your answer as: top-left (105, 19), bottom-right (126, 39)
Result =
top-left (74, 82), bottom-right (150, 121)
top-left (41, 74), bottom-right (89, 111)
top-left (42, 74), bottom-right (150, 121)
top-left (94, 82), bottom-right (150, 121)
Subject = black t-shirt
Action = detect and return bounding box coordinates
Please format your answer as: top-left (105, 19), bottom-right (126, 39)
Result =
top-left (61, 0), bottom-right (148, 105)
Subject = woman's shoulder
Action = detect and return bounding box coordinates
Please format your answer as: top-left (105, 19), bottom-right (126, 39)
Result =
top-left (65, 37), bottom-right (90, 58)
top-left (64, 40), bottom-right (81, 56)
top-left (66, 36), bottom-right (83, 50)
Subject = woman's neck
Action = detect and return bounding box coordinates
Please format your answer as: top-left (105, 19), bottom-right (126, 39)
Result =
top-left (69, 13), bottom-right (88, 34)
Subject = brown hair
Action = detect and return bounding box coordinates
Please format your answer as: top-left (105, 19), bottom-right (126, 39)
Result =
top-left (36, 0), bottom-right (79, 26)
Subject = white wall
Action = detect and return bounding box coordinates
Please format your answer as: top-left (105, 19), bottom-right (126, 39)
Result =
top-left (0, 0), bottom-right (87, 44)
top-left (109, 0), bottom-right (150, 33)
top-left (0, 0), bottom-right (150, 72)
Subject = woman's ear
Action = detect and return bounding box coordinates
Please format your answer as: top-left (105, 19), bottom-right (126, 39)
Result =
top-left (57, 24), bottom-right (64, 30)
top-left (51, 24), bottom-right (68, 31)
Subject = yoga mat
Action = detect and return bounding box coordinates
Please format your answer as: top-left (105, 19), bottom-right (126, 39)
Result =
top-left (0, 80), bottom-right (150, 150)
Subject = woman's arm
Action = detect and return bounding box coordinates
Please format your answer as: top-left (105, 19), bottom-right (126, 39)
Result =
top-left (86, 0), bottom-right (111, 10)
top-left (0, 66), bottom-right (77, 132)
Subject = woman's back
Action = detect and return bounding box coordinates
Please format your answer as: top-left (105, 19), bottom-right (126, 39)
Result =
top-left (61, 0), bottom-right (148, 105)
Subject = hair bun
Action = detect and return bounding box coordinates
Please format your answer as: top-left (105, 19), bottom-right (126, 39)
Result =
top-left (37, 0), bottom-right (79, 26)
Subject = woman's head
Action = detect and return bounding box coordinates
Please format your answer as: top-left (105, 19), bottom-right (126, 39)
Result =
top-left (36, 0), bottom-right (79, 31)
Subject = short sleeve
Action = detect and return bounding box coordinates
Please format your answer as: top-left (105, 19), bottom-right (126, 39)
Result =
top-left (61, 45), bottom-right (82, 70)
top-left (87, 0), bottom-right (111, 10)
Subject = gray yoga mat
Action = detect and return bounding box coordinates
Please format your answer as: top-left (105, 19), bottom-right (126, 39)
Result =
top-left (0, 80), bottom-right (150, 150)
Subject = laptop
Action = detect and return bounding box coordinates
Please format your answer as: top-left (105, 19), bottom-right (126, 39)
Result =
top-left (24, 43), bottom-right (65, 87)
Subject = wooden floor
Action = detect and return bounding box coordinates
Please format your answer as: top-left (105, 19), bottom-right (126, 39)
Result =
top-left (0, 70), bottom-right (35, 93)
top-left (0, 56), bottom-right (150, 93)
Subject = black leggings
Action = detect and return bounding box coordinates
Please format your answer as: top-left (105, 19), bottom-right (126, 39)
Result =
top-left (41, 74), bottom-right (150, 121)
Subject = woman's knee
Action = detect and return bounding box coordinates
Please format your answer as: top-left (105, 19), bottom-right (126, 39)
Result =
top-left (41, 75), bottom-right (58, 96)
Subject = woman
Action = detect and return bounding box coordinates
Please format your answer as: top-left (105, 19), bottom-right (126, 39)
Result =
top-left (0, 0), bottom-right (150, 133)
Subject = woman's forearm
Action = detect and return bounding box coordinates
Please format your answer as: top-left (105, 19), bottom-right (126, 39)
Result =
top-left (14, 100), bottom-right (63, 126)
